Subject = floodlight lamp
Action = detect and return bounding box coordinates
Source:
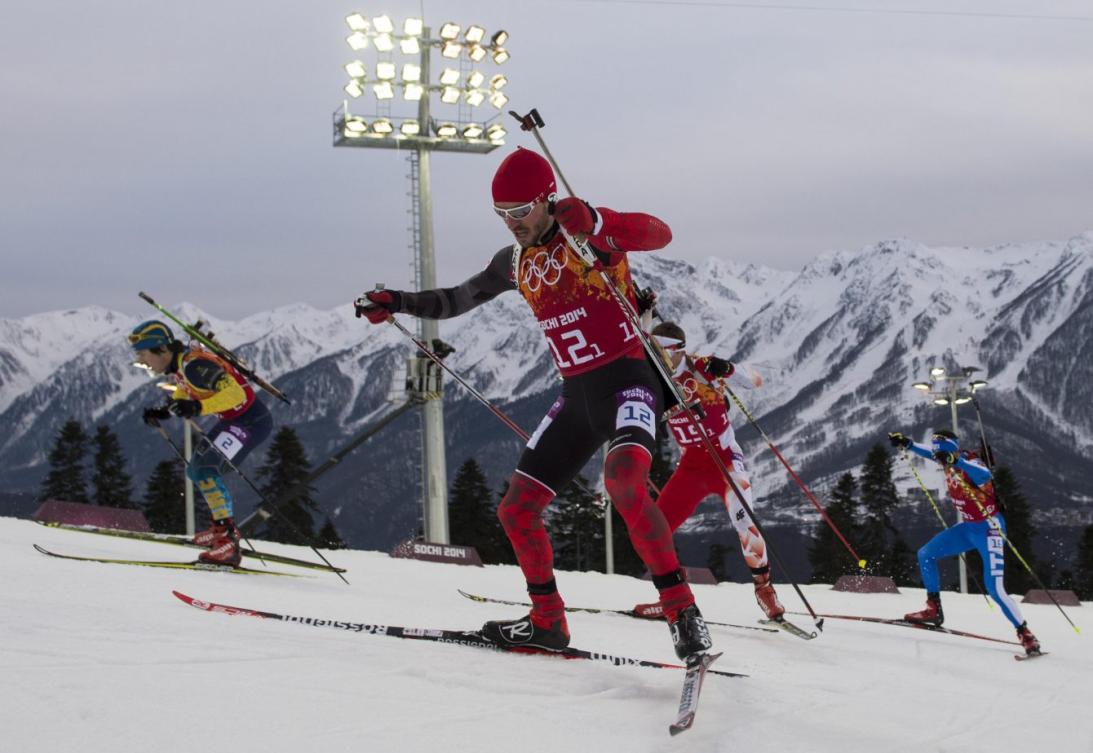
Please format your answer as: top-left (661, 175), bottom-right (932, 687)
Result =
top-left (930, 367), bottom-right (946, 378)
top-left (403, 17), bottom-right (424, 36)
top-left (376, 61), bottom-right (396, 80)
top-left (439, 68), bottom-right (460, 85)
top-left (400, 120), bottom-right (421, 136)
top-left (400, 37), bottom-right (420, 55)
top-left (374, 33), bottom-right (395, 52)
top-left (465, 90), bottom-right (485, 107)
top-left (491, 30), bottom-right (509, 47)
top-left (344, 60), bottom-right (367, 78)
top-left (373, 81), bottom-right (395, 99)
top-left (344, 117), bottom-right (368, 133)
top-left (401, 63), bottom-right (421, 83)
top-left (439, 22), bottom-right (461, 40)
top-left (465, 25), bottom-right (486, 44)
top-left (467, 71), bottom-right (485, 88)
top-left (441, 40), bottom-right (463, 58)
top-left (912, 382), bottom-right (930, 391)
top-left (954, 396), bottom-right (973, 405)
top-left (487, 123), bottom-right (506, 142)
top-left (344, 80), bottom-right (364, 98)
top-left (372, 118), bottom-right (394, 134)
top-left (346, 32), bottom-right (369, 51)
top-left (468, 44), bottom-right (487, 62)
top-left (933, 397), bottom-right (950, 406)
top-left (440, 86), bottom-right (460, 104)
top-left (491, 47), bottom-right (510, 64)
top-left (970, 379), bottom-right (988, 392)
top-left (490, 74), bottom-right (508, 90)
top-left (346, 14), bottom-right (370, 32)
top-left (489, 91), bottom-right (509, 109)
top-left (436, 122), bottom-right (458, 137)
top-left (403, 83), bottom-right (424, 101)
top-left (463, 123), bottom-right (484, 139)
top-left (372, 15), bottom-right (394, 34)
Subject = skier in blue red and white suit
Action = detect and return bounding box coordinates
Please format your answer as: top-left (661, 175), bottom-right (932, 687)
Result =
top-left (356, 147), bottom-right (713, 660)
top-left (888, 429), bottom-right (1041, 655)
top-left (130, 320), bottom-right (273, 566)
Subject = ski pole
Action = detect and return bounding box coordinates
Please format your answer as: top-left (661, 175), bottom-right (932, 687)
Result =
top-left (723, 386), bottom-right (866, 570)
top-left (375, 310), bottom-right (615, 509)
top-left (236, 397), bottom-right (421, 534)
top-left (949, 466), bottom-right (1079, 634)
top-left (184, 420), bottom-right (349, 584)
top-left (150, 422), bottom-right (268, 567)
top-left (510, 108), bottom-right (824, 631)
top-left (898, 448), bottom-right (993, 609)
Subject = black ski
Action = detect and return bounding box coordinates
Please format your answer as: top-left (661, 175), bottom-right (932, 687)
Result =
top-left (797, 612), bottom-right (1021, 646)
top-left (759, 616), bottom-right (818, 640)
top-left (1015, 651), bottom-right (1048, 662)
top-left (669, 651), bottom-right (721, 735)
top-left (33, 544), bottom-right (305, 577)
top-left (173, 590), bottom-right (747, 678)
top-left (36, 520), bottom-right (345, 573)
top-left (457, 589), bottom-right (779, 634)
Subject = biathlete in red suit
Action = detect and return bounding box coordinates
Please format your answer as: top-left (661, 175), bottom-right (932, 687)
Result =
top-left (358, 147), bottom-right (712, 660)
top-left (629, 321), bottom-right (785, 621)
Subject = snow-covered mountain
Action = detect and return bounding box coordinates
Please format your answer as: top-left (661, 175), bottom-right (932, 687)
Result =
top-left (2, 233), bottom-right (1091, 568)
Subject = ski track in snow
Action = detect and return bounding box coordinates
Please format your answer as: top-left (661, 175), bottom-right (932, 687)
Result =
top-left (2, 516), bottom-right (1091, 753)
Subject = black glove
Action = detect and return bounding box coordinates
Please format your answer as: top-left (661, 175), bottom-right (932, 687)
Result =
top-left (142, 406), bottom-right (171, 427)
top-left (888, 432), bottom-right (912, 448)
top-left (167, 399), bottom-right (202, 418)
top-left (934, 450), bottom-right (957, 466)
top-left (354, 289), bottom-right (403, 324)
top-left (706, 356), bottom-right (734, 378)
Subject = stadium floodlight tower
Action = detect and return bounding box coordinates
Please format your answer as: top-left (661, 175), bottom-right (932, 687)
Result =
top-left (333, 13), bottom-right (511, 545)
top-left (912, 364), bottom-right (988, 594)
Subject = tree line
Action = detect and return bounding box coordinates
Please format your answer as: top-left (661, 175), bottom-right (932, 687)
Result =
top-left (38, 418), bottom-right (344, 548)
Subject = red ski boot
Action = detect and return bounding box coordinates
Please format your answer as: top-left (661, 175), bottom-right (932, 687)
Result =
top-left (904, 593), bottom-right (944, 626)
top-left (1016, 622), bottom-right (1041, 655)
top-left (193, 519), bottom-right (233, 547)
top-left (198, 522), bottom-right (241, 566)
top-left (754, 572), bottom-right (786, 620)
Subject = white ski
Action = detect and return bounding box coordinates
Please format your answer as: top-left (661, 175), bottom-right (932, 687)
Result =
top-left (669, 651), bottom-right (722, 736)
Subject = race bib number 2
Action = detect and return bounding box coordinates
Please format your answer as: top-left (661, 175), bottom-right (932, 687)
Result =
top-left (212, 431), bottom-right (244, 460)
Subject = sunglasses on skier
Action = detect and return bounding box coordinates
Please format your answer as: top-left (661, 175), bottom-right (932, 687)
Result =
top-left (493, 199), bottom-right (540, 221)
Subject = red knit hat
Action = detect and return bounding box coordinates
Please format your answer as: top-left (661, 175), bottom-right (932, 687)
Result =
top-left (491, 147), bottom-right (557, 203)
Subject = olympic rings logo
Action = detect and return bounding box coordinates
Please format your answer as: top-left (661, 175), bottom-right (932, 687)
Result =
top-left (520, 246), bottom-right (567, 293)
top-left (679, 376), bottom-right (699, 403)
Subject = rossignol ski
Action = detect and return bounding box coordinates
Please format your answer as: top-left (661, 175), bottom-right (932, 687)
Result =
top-left (670, 651), bottom-right (721, 736)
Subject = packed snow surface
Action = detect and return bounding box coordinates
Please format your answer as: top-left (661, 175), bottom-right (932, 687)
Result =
top-left (2, 516), bottom-right (1090, 753)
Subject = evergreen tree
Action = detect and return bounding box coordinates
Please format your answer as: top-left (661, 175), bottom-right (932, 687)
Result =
top-left (1074, 524), bottom-right (1093, 600)
top-left (142, 459), bottom-right (187, 533)
top-left (550, 474), bottom-right (605, 572)
top-left (809, 472), bottom-right (862, 584)
top-left (489, 480), bottom-right (518, 566)
top-left (40, 419), bottom-right (90, 503)
top-left (256, 427), bottom-right (318, 545)
top-left (858, 444), bottom-right (914, 581)
top-left (649, 427), bottom-right (675, 489)
top-left (317, 516), bottom-right (347, 549)
top-left (449, 458), bottom-right (509, 564)
top-left (91, 425), bottom-right (135, 509)
top-left (705, 539), bottom-right (733, 582)
top-left (992, 465), bottom-right (1037, 595)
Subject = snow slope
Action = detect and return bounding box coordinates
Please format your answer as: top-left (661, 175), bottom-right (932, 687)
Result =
top-left (2, 516), bottom-right (1089, 753)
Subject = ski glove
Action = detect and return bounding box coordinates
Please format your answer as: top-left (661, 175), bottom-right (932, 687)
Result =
top-left (355, 289), bottom-right (402, 325)
top-left (142, 406), bottom-right (171, 427)
top-left (553, 197), bottom-right (597, 236)
top-left (168, 399), bottom-right (202, 418)
top-left (933, 450), bottom-right (957, 466)
top-left (888, 432), bottom-right (912, 448)
top-left (706, 356), bottom-right (734, 379)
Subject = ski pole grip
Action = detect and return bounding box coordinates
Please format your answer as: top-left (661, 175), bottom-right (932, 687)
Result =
top-left (138, 291), bottom-right (155, 305)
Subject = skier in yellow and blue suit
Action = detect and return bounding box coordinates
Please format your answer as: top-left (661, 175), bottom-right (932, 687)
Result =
top-left (130, 320), bottom-right (272, 565)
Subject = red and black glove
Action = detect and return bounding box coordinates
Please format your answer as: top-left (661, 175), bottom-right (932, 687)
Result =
top-left (168, 399), bottom-right (202, 419)
top-left (553, 197), bottom-right (597, 236)
top-left (354, 289), bottom-right (403, 324)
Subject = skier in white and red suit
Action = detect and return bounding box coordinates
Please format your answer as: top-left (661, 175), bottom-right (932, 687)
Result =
top-left (632, 321), bottom-right (785, 621)
top-left (357, 147), bottom-right (712, 660)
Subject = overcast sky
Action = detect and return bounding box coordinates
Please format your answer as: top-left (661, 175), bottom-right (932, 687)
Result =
top-left (2, 1), bottom-right (1091, 319)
